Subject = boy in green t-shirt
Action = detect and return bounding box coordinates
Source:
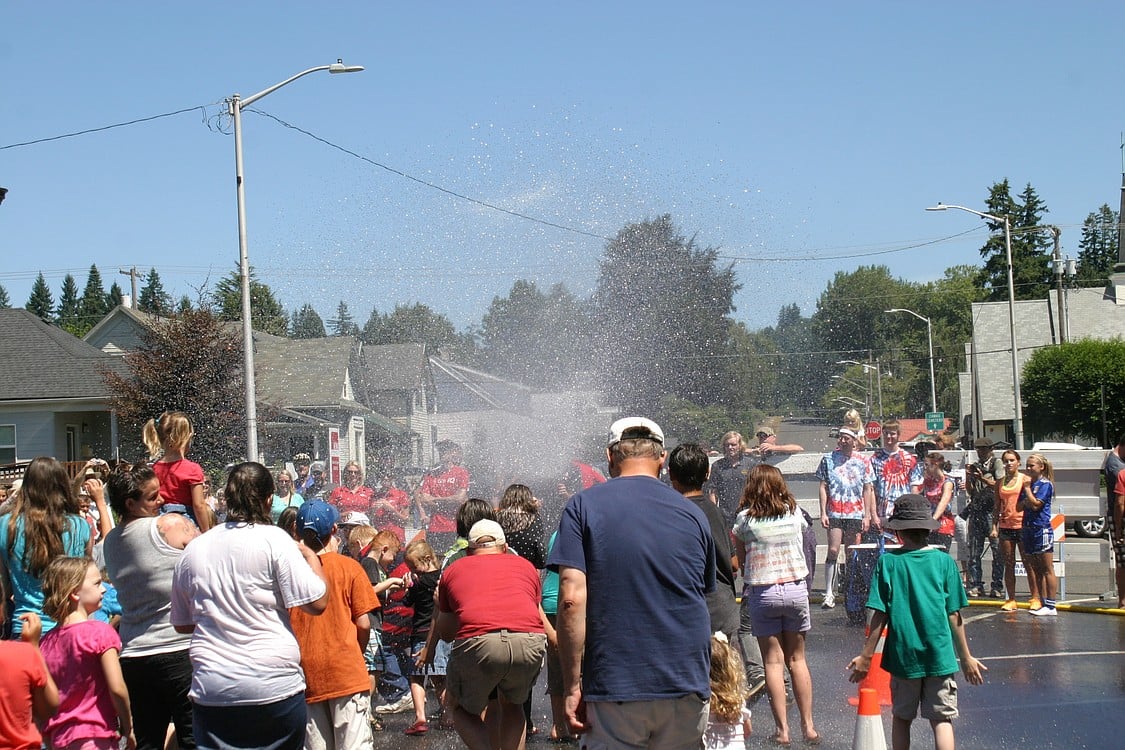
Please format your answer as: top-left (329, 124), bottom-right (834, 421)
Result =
top-left (848, 494), bottom-right (986, 750)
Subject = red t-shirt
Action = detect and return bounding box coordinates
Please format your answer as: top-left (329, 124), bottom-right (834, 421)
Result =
top-left (370, 487), bottom-right (410, 542)
top-left (0, 642), bottom-right (47, 750)
top-left (153, 458), bottom-right (205, 508)
top-left (329, 485), bottom-right (374, 515)
top-left (421, 465), bottom-right (470, 533)
top-left (437, 552), bottom-right (543, 639)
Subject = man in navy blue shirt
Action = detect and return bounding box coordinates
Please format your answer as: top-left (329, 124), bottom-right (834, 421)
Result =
top-left (550, 417), bottom-right (716, 749)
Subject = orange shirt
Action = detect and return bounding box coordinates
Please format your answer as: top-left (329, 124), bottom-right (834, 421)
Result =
top-left (290, 553), bottom-right (378, 703)
top-left (996, 472), bottom-right (1029, 530)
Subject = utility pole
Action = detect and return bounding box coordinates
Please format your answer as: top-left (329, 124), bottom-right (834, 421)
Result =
top-left (1047, 226), bottom-right (1065, 343)
top-left (118, 267), bottom-right (140, 309)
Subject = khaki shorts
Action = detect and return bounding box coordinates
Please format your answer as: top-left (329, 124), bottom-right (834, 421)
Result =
top-left (447, 630), bottom-right (546, 715)
top-left (891, 674), bottom-right (958, 722)
top-left (582, 694), bottom-right (708, 750)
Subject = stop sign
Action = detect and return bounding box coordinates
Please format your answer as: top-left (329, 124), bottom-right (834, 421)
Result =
top-left (865, 421), bottom-right (882, 441)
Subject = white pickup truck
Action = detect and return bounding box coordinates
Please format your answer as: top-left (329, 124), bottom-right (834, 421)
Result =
top-left (769, 446), bottom-right (1108, 538)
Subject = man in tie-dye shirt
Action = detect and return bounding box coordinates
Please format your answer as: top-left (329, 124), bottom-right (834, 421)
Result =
top-left (869, 419), bottom-right (922, 531)
top-left (816, 427), bottom-right (874, 608)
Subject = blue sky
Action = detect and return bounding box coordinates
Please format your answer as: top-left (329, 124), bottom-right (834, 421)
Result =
top-left (3, 2), bottom-right (1124, 331)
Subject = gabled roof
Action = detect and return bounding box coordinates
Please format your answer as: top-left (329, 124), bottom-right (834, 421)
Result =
top-left (82, 304), bottom-right (162, 346)
top-left (0, 309), bottom-right (124, 400)
top-left (254, 334), bottom-right (356, 407)
top-left (363, 343), bottom-right (429, 391)
top-left (429, 357), bottom-right (531, 413)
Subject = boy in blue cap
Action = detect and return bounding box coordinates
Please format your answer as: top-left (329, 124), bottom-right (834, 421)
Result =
top-left (290, 500), bottom-right (380, 749)
top-left (848, 494), bottom-right (986, 750)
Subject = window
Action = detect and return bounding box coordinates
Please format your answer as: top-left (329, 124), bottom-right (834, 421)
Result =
top-left (0, 425), bottom-right (15, 465)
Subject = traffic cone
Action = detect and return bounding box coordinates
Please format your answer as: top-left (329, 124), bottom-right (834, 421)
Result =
top-left (851, 687), bottom-right (887, 750)
top-left (848, 625), bottom-right (892, 706)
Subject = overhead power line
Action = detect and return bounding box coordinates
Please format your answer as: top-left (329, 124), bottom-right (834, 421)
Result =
top-left (0, 105), bottom-right (215, 151)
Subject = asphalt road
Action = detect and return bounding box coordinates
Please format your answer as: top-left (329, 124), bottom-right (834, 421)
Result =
top-left (372, 603), bottom-right (1124, 750)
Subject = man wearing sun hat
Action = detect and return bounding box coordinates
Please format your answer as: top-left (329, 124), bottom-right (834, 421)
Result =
top-left (549, 417), bottom-right (716, 748)
top-left (816, 426), bottom-right (874, 609)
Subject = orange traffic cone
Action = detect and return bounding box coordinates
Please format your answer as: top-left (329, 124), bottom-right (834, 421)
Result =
top-left (848, 626), bottom-right (892, 706)
top-left (851, 687), bottom-right (887, 750)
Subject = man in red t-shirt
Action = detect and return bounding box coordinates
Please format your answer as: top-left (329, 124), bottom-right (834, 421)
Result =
top-left (415, 441), bottom-right (470, 555)
top-left (436, 520), bottom-right (548, 750)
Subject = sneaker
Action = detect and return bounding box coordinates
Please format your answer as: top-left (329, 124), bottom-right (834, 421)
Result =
top-left (821, 595), bottom-right (835, 609)
top-left (1028, 598), bottom-right (1043, 611)
top-left (404, 720), bottom-right (429, 736)
top-left (1029, 606), bottom-right (1057, 617)
top-left (989, 589), bottom-right (1004, 599)
top-left (376, 694), bottom-right (415, 714)
top-left (999, 599), bottom-right (1017, 611)
top-left (747, 676), bottom-right (767, 701)
top-left (966, 587), bottom-right (983, 597)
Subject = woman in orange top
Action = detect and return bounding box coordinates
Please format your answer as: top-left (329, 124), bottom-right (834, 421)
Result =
top-left (992, 450), bottom-right (1033, 611)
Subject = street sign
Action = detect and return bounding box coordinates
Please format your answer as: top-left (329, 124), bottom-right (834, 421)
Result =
top-left (926, 411), bottom-right (945, 431)
top-left (865, 421), bottom-right (882, 441)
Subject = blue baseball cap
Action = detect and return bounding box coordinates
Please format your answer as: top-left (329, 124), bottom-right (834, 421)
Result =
top-left (296, 500), bottom-right (339, 540)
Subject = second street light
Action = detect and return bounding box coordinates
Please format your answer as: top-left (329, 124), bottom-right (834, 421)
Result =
top-left (927, 203), bottom-right (1023, 450)
top-left (885, 308), bottom-right (936, 414)
top-left (229, 59), bottom-right (363, 461)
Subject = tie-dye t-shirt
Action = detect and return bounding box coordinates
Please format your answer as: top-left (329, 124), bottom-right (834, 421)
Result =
top-left (816, 450), bottom-right (874, 519)
top-left (870, 448), bottom-right (921, 519)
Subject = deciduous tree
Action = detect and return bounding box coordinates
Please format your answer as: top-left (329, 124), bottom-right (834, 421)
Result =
top-left (102, 308), bottom-right (245, 469)
top-left (1022, 339), bottom-right (1125, 445)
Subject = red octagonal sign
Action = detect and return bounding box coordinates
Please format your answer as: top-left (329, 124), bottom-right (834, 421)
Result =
top-left (865, 421), bottom-right (882, 441)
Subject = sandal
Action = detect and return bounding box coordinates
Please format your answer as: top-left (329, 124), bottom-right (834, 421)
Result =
top-left (770, 736), bottom-right (792, 747)
top-left (804, 732), bottom-right (822, 745)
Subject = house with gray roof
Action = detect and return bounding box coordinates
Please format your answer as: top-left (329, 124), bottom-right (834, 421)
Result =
top-left (0, 308), bottom-right (126, 466)
top-left (358, 343), bottom-right (437, 464)
top-left (960, 285), bottom-right (1125, 446)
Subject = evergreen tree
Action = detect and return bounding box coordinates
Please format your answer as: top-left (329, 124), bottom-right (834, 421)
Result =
top-left (26, 273), bottom-right (55, 322)
top-left (328, 301), bottom-right (358, 336)
top-left (1076, 204), bottom-right (1119, 284)
top-left (77, 265), bottom-right (109, 333)
top-left (978, 180), bottom-right (1052, 301)
top-left (106, 281), bottom-right (125, 309)
top-left (0, 284), bottom-right (10, 309)
top-left (290, 304), bottom-right (327, 339)
top-left (138, 268), bottom-right (172, 314)
top-left (176, 295), bottom-right (194, 314)
top-left (56, 274), bottom-right (82, 334)
top-left (361, 303), bottom-right (474, 360)
top-left (213, 268), bottom-right (288, 337)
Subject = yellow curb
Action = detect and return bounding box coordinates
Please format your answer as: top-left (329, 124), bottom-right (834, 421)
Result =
top-left (966, 598), bottom-right (1125, 616)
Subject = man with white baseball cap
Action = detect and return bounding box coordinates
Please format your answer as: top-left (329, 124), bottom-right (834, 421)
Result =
top-left (549, 417), bottom-right (716, 748)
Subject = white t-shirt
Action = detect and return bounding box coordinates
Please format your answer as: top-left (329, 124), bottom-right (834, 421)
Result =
top-left (171, 522), bottom-right (326, 705)
top-left (732, 509), bottom-right (810, 586)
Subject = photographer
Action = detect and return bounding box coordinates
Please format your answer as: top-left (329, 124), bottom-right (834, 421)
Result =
top-left (962, 438), bottom-right (1004, 597)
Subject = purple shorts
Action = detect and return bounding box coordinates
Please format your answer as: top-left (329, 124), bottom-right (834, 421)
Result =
top-left (1022, 526), bottom-right (1053, 555)
top-left (745, 579), bottom-right (811, 637)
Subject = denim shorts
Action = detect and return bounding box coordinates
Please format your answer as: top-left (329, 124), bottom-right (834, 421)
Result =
top-left (1022, 526), bottom-right (1053, 555)
top-left (745, 579), bottom-right (811, 637)
top-left (411, 636), bottom-right (449, 676)
top-left (364, 628), bottom-right (386, 673)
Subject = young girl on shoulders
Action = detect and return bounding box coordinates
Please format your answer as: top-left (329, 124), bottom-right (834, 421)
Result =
top-left (704, 632), bottom-right (752, 750)
top-left (142, 411), bottom-right (210, 532)
top-left (1019, 453), bottom-right (1058, 616)
top-left (39, 556), bottom-right (135, 750)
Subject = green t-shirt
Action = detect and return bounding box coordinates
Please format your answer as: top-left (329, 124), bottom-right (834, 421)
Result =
top-left (866, 547), bottom-right (968, 679)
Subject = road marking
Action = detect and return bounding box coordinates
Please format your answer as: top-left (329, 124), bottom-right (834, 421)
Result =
top-left (977, 650), bottom-right (1125, 661)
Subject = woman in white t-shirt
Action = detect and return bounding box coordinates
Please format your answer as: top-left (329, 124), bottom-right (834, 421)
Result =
top-left (732, 464), bottom-right (820, 747)
top-left (171, 462), bottom-right (328, 750)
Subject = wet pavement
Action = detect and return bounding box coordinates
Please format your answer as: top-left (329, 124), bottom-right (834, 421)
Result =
top-left (373, 604), bottom-right (1125, 750)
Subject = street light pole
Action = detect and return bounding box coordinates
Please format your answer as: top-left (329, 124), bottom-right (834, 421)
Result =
top-left (228, 60), bottom-right (363, 461)
top-left (927, 203), bottom-right (1023, 450)
top-left (885, 308), bottom-right (936, 414)
top-left (838, 359), bottom-right (885, 421)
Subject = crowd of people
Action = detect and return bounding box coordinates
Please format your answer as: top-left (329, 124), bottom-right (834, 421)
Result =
top-left (0, 409), bottom-right (1107, 750)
